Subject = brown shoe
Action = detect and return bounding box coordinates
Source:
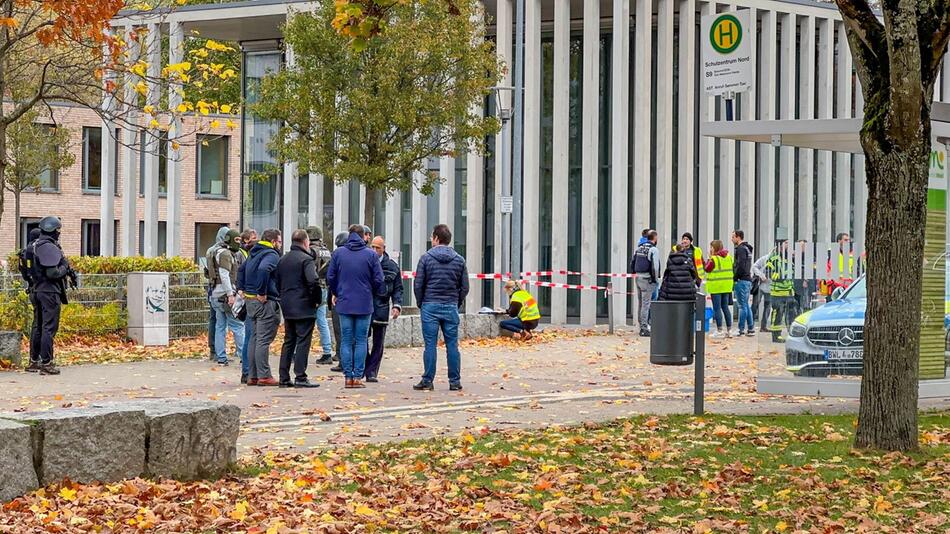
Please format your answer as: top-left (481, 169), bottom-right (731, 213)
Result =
top-left (344, 378), bottom-right (353, 388)
top-left (256, 377), bottom-right (279, 386)
top-left (350, 379), bottom-right (365, 389)
top-left (247, 378), bottom-right (258, 386)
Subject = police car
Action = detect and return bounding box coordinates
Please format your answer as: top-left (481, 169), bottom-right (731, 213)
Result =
top-left (784, 275), bottom-right (867, 377)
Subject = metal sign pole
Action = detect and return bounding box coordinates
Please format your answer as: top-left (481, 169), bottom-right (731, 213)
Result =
top-left (694, 291), bottom-right (706, 415)
top-left (607, 283), bottom-right (614, 335)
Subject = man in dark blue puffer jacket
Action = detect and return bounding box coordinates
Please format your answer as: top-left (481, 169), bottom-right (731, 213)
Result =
top-left (412, 224), bottom-right (469, 392)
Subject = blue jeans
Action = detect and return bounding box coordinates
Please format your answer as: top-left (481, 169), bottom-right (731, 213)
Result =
top-left (315, 288), bottom-right (332, 355)
top-left (211, 296), bottom-right (244, 364)
top-left (499, 317), bottom-right (525, 333)
top-left (711, 293), bottom-right (733, 329)
top-left (421, 303), bottom-right (461, 384)
top-left (734, 280), bottom-right (753, 333)
top-left (339, 313), bottom-right (371, 379)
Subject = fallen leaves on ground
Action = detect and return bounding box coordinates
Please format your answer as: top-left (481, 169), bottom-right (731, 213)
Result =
top-left (460, 327), bottom-right (603, 349)
top-left (17, 335), bottom-right (211, 368)
top-left (2, 413), bottom-right (949, 532)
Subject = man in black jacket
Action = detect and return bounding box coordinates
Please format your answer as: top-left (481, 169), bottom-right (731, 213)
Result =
top-left (29, 217), bottom-right (77, 375)
top-left (276, 229), bottom-right (322, 388)
top-left (731, 229), bottom-right (755, 337)
top-left (365, 236), bottom-right (403, 382)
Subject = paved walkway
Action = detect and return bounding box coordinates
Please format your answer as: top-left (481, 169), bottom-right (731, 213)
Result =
top-left (1, 329), bottom-right (947, 455)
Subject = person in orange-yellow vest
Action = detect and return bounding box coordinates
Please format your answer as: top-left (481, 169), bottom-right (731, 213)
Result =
top-left (820, 232), bottom-right (855, 298)
top-left (671, 232), bottom-right (705, 281)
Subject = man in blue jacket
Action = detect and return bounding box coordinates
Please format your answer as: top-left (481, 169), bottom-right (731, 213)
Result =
top-left (240, 228), bottom-right (282, 386)
top-left (413, 224), bottom-right (469, 391)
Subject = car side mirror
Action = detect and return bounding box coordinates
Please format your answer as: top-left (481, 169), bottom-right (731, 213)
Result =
top-left (831, 287), bottom-right (845, 301)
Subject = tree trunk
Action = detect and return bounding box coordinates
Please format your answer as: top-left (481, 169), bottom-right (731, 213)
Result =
top-left (855, 137), bottom-right (928, 451)
top-left (13, 188), bottom-right (19, 250)
top-left (363, 186), bottom-right (377, 232)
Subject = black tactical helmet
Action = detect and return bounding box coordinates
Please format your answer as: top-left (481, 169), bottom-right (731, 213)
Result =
top-left (38, 216), bottom-right (62, 234)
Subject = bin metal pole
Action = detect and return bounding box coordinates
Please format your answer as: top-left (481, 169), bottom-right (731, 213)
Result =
top-left (694, 291), bottom-right (705, 415)
top-left (607, 283), bottom-right (614, 335)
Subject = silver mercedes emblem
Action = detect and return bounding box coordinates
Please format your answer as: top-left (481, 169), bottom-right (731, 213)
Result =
top-left (838, 328), bottom-right (856, 346)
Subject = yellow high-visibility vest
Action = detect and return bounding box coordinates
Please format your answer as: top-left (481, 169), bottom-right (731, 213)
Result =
top-left (510, 290), bottom-right (541, 322)
top-left (706, 254), bottom-right (735, 295)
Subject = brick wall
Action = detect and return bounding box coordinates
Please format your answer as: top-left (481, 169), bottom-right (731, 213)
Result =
top-left (0, 104), bottom-right (242, 260)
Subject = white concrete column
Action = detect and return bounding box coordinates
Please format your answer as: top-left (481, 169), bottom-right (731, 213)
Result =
top-left (99, 36), bottom-right (116, 257)
top-left (384, 191), bottom-right (401, 261)
top-left (522, 0), bottom-right (541, 275)
top-left (816, 18), bottom-right (834, 243)
top-left (834, 21), bottom-right (853, 238)
top-left (632, 0), bottom-right (651, 235)
top-left (675, 0), bottom-right (695, 242)
top-left (410, 173), bottom-right (429, 307)
top-left (493, 0), bottom-right (511, 306)
top-left (142, 23), bottom-right (161, 257)
top-left (716, 6), bottom-right (736, 244)
top-left (778, 12), bottom-right (796, 239)
top-left (853, 79), bottom-right (866, 245)
top-left (611, 0), bottom-right (630, 322)
top-left (697, 2), bottom-right (715, 244)
top-left (550, 0), bottom-right (570, 325)
top-left (333, 182), bottom-right (347, 237)
top-left (165, 21), bottom-right (183, 257)
top-left (943, 54), bottom-right (950, 104)
top-left (439, 155), bottom-right (455, 227)
top-left (120, 26), bottom-right (139, 257)
top-left (307, 174), bottom-right (321, 227)
top-left (467, 144), bottom-right (485, 312)
top-left (655, 0), bottom-right (673, 252)
top-left (738, 7), bottom-right (756, 240)
top-left (281, 44), bottom-right (298, 252)
top-left (797, 15), bottom-right (815, 242)
top-left (580, 0), bottom-right (600, 326)
top-left (757, 10), bottom-right (777, 251)
top-left (358, 183), bottom-right (367, 226)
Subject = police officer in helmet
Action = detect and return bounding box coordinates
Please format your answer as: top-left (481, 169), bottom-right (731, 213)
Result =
top-left (27, 216), bottom-right (77, 375)
top-left (18, 228), bottom-right (41, 371)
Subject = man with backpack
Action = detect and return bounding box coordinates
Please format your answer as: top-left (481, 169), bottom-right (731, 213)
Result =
top-left (631, 229), bottom-right (661, 337)
top-left (206, 227), bottom-right (245, 368)
top-left (307, 226), bottom-right (334, 365)
top-left (25, 217), bottom-right (76, 375)
top-left (18, 228), bottom-right (41, 371)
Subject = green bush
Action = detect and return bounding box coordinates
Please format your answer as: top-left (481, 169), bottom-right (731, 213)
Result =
top-left (0, 291), bottom-right (126, 337)
top-left (4, 254), bottom-right (198, 275)
top-left (0, 290), bottom-right (32, 333)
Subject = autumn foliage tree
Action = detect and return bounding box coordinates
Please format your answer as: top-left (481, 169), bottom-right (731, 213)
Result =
top-left (254, 0), bottom-right (498, 228)
top-left (833, 0), bottom-right (950, 451)
top-left (0, 0), bottom-right (239, 237)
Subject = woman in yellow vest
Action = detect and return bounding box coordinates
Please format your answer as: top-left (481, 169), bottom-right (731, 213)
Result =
top-left (703, 239), bottom-right (735, 338)
top-left (500, 280), bottom-right (542, 340)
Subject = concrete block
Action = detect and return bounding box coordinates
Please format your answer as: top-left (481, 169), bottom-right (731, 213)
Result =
top-left (384, 316), bottom-right (412, 348)
top-left (0, 331), bottom-right (21, 367)
top-left (457, 314), bottom-right (467, 340)
top-left (410, 315), bottom-right (424, 347)
top-left (9, 406), bottom-right (147, 486)
top-left (95, 399), bottom-right (240, 480)
top-left (0, 419), bottom-right (38, 501)
top-left (465, 314), bottom-right (496, 339)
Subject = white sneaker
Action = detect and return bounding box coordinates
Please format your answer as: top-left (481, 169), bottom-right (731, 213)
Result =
top-left (729, 329), bottom-right (739, 337)
top-left (710, 330), bottom-right (725, 339)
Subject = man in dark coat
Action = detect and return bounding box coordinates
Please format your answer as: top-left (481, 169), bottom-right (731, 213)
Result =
top-left (29, 217), bottom-right (77, 375)
top-left (658, 244), bottom-right (701, 301)
top-left (413, 224), bottom-right (469, 391)
top-left (365, 236), bottom-right (403, 382)
top-left (276, 229), bottom-right (322, 388)
top-left (307, 226), bottom-right (334, 364)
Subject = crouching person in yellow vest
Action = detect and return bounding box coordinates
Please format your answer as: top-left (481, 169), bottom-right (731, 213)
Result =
top-left (500, 280), bottom-right (542, 340)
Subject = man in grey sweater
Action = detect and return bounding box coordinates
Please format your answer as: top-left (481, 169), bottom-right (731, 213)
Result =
top-left (631, 229), bottom-right (661, 337)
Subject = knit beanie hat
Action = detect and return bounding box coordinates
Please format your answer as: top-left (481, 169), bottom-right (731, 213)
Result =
top-left (681, 232), bottom-right (694, 243)
top-left (306, 226), bottom-right (323, 242)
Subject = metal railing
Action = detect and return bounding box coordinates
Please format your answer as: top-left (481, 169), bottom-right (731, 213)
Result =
top-left (0, 271), bottom-right (209, 340)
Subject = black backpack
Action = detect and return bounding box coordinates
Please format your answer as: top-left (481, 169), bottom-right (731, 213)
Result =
top-left (631, 243), bottom-right (654, 274)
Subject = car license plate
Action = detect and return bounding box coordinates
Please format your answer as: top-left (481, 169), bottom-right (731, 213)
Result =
top-left (825, 349), bottom-right (863, 360)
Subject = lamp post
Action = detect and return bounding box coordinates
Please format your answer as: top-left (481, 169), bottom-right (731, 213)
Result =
top-left (493, 86), bottom-right (515, 307)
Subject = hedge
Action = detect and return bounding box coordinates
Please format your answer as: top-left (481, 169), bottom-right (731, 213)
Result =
top-left (5, 254), bottom-right (199, 275)
top-left (0, 292), bottom-right (126, 338)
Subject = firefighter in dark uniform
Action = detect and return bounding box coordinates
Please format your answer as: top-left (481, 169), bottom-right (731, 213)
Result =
top-left (18, 228), bottom-right (41, 371)
top-left (28, 217), bottom-right (77, 375)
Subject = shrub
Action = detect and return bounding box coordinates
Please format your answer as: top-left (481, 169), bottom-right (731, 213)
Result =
top-left (5, 254), bottom-right (198, 275)
top-left (58, 302), bottom-right (127, 338)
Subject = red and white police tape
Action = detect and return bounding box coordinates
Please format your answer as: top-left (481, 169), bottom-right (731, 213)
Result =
top-left (400, 270), bottom-right (640, 281)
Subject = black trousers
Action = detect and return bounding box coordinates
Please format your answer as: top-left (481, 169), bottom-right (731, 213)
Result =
top-left (331, 309), bottom-right (342, 359)
top-left (279, 317), bottom-right (315, 383)
top-left (30, 292), bottom-right (61, 365)
top-left (365, 323), bottom-right (387, 379)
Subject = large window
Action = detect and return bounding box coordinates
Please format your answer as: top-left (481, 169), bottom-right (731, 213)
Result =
top-left (137, 221), bottom-right (167, 256)
top-left (195, 222), bottom-right (227, 262)
top-left (242, 50), bottom-right (282, 231)
top-left (81, 219), bottom-right (118, 256)
top-left (19, 218), bottom-right (41, 249)
top-left (197, 135), bottom-right (229, 197)
top-left (139, 130), bottom-right (167, 196)
top-left (35, 124), bottom-right (59, 191)
top-left (82, 127), bottom-right (102, 191)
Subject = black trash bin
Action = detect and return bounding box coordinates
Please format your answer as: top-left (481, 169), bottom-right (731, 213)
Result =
top-left (649, 300), bottom-right (694, 365)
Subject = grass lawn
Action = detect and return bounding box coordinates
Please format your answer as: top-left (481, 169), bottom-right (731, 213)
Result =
top-left (2, 413), bottom-right (948, 532)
